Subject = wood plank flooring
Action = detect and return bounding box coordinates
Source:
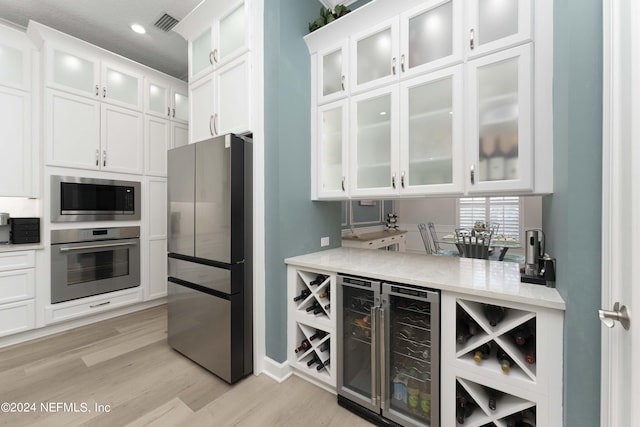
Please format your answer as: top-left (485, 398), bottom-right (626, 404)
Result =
top-left (0, 305), bottom-right (373, 427)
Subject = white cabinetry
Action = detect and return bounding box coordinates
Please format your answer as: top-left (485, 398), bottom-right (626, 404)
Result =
top-left (0, 251), bottom-right (36, 337)
top-left (146, 178), bottom-right (167, 300)
top-left (305, 0), bottom-right (551, 200)
top-left (45, 89), bottom-right (143, 174)
top-left (287, 267), bottom-right (336, 388)
top-left (0, 24), bottom-right (34, 198)
top-left (315, 99), bottom-right (349, 198)
top-left (144, 75), bottom-right (189, 124)
top-left (175, 0), bottom-right (253, 143)
top-left (441, 292), bottom-right (563, 426)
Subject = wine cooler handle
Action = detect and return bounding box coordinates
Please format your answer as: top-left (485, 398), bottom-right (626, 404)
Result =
top-left (379, 307), bottom-right (387, 411)
top-left (371, 306), bottom-right (378, 407)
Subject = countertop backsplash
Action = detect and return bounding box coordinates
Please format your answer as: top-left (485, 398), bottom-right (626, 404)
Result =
top-left (0, 197), bottom-right (41, 218)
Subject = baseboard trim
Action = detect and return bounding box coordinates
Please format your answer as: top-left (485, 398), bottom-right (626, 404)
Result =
top-left (260, 356), bottom-right (293, 383)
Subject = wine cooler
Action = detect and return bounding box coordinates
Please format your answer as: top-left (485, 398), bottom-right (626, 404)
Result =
top-left (337, 274), bottom-right (440, 427)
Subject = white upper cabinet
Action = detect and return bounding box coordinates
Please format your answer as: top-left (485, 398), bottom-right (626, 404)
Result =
top-left (317, 41), bottom-right (348, 105)
top-left (0, 86), bottom-right (32, 197)
top-left (350, 18), bottom-right (399, 94)
top-left (466, 44), bottom-right (532, 193)
top-left (187, 0), bottom-right (249, 83)
top-left (465, 0), bottom-right (532, 59)
top-left (213, 53), bottom-right (252, 137)
top-left (45, 44), bottom-right (144, 111)
top-left (189, 73), bottom-right (215, 143)
top-left (315, 99), bottom-right (349, 199)
top-left (0, 26), bottom-right (32, 91)
top-left (144, 76), bottom-right (189, 123)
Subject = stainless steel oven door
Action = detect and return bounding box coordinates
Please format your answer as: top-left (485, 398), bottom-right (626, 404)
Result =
top-left (51, 237), bottom-right (140, 303)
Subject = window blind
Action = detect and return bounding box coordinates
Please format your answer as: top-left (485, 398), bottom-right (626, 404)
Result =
top-left (458, 196), bottom-right (521, 240)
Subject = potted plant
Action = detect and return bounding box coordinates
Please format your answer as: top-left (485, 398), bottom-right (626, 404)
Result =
top-left (308, 5), bottom-right (350, 33)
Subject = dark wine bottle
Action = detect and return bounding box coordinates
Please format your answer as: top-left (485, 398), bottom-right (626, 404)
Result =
top-left (294, 339), bottom-right (311, 353)
top-left (324, 303), bottom-right (330, 310)
top-left (305, 301), bottom-right (321, 312)
top-left (496, 348), bottom-right (515, 373)
top-left (483, 304), bottom-right (506, 327)
top-left (293, 289), bottom-right (311, 302)
top-left (523, 338), bottom-right (536, 365)
top-left (318, 341), bottom-right (329, 352)
top-left (309, 274), bottom-right (327, 286)
top-left (486, 387), bottom-right (498, 411)
top-left (316, 358), bottom-right (330, 371)
top-left (309, 329), bottom-right (327, 341)
top-left (456, 319), bottom-right (472, 345)
top-left (467, 315), bottom-right (480, 336)
top-left (510, 322), bottom-right (534, 346)
top-left (455, 384), bottom-right (476, 424)
top-left (313, 306), bottom-right (325, 315)
top-left (472, 343), bottom-right (492, 364)
top-left (306, 354), bottom-right (320, 367)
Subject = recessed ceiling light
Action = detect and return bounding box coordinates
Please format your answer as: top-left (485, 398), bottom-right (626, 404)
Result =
top-left (131, 24), bottom-right (146, 34)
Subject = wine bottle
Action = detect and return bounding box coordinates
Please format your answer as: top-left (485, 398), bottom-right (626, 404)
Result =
top-left (467, 315), bottom-right (480, 336)
top-left (510, 322), bottom-right (534, 346)
top-left (472, 343), bottom-right (492, 364)
top-left (318, 341), bottom-right (329, 352)
top-left (456, 319), bottom-right (472, 345)
top-left (294, 339), bottom-right (311, 353)
top-left (523, 338), bottom-right (536, 365)
top-left (309, 274), bottom-right (327, 286)
top-left (455, 384), bottom-right (476, 424)
top-left (483, 304), bottom-right (506, 327)
top-left (313, 306), bottom-right (325, 315)
top-left (306, 354), bottom-right (320, 367)
top-left (496, 348), bottom-right (515, 373)
top-left (293, 289), bottom-right (311, 302)
top-left (318, 290), bottom-right (330, 299)
top-left (486, 387), bottom-right (498, 411)
top-left (309, 329), bottom-right (327, 341)
top-left (305, 301), bottom-right (321, 312)
top-left (316, 358), bottom-right (330, 371)
top-left (324, 303), bottom-right (330, 310)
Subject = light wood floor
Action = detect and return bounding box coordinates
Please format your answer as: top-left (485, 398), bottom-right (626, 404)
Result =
top-left (0, 305), bottom-right (373, 427)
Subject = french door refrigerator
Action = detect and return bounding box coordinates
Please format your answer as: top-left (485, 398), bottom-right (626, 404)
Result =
top-left (167, 134), bottom-right (252, 384)
top-left (337, 275), bottom-right (440, 427)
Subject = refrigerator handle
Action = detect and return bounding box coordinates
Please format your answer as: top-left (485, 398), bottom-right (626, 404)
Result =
top-left (371, 305), bottom-right (379, 407)
top-left (379, 306), bottom-right (387, 411)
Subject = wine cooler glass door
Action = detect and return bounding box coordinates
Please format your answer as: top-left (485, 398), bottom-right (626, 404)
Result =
top-left (382, 283), bottom-right (440, 427)
top-left (337, 275), bottom-right (381, 413)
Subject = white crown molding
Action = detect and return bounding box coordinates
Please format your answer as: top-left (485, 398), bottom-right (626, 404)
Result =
top-left (318, 0), bottom-right (357, 9)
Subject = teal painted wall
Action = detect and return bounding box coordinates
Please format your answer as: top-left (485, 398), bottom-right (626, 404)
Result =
top-left (544, 0), bottom-right (602, 425)
top-left (263, 0), bottom-right (342, 363)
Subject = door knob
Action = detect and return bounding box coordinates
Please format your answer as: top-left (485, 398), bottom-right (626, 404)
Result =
top-left (599, 302), bottom-right (630, 330)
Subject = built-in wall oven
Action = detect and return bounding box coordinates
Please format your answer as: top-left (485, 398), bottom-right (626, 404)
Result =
top-left (50, 227), bottom-right (140, 304)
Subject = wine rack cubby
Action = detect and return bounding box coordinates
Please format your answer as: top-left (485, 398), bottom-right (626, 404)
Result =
top-left (442, 293), bottom-right (563, 426)
top-left (288, 267), bottom-right (336, 388)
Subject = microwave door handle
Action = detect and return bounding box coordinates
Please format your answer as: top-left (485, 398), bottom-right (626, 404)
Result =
top-left (58, 242), bottom-right (137, 252)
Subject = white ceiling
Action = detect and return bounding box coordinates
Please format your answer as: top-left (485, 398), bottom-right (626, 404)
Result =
top-left (0, 0), bottom-right (203, 81)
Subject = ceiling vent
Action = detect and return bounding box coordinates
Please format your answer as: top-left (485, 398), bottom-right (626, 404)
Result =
top-left (154, 13), bottom-right (179, 32)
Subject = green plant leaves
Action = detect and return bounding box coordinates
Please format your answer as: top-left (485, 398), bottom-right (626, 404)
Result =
top-left (308, 4), bottom-right (351, 33)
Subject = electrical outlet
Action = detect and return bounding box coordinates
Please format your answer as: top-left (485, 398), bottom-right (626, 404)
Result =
top-left (321, 236), bottom-right (330, 247)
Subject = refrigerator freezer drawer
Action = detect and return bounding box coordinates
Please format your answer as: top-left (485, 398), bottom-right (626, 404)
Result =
top-left (167, 281), bottom-right (244, 383)
top-left (169, 256), bottom-right (244, 295)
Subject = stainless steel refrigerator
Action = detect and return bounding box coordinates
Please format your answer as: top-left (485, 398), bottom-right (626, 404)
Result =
top-left (167, 133), bottom-right (252, 384)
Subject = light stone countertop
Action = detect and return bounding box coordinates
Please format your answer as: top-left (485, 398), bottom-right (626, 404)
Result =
top-left (285, 247), bottom-right (565, 310)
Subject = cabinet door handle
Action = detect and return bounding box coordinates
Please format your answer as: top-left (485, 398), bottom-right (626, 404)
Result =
top-left (95, 85), bottom-right (99, 96)
top-left (209, 114), bottom-right (215, 136)
top-left (341, 75), bottom-right (345, 91)
top-left (341, 176), bottom-right (345, 192)
top-left (212, 49), bottom-right (218, 64)
top-left (209, 50), bottom-right (215, 65)
top-left (213, 113), bottom-right (218, 135)
top-left (401, 171), bottom-right (405, 189)
top-left (103, 87), bottom-right (106, 98)
top-left (95, 149), bottom-right (99, 166)
top-left (167, 107), bottom-right (171, 117)
top-left (400, 54), bottom-right (405, 73)
top-left (172, 108), bottom-right (176, 118)
top-left (470, 164), bottom-right (475, 185)
top-left (470, 28), bottom-right (475, 50)
top-left (103, 150), bottom-right (107, 167)
top-left (391, 173), bottom-right (396, 189)
top-left (90, 301), bottom-right (111, 309)
top-left (391, 57), bottom-right (397, 75)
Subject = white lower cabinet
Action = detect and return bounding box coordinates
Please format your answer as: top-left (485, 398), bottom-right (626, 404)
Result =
top-left (0, 250), bottom-right (36, 337)
top-left (45, 287), bottom-right (143, 324)
top-left (146, 178), bottom-right (167, 300)
top-left (287, 266), bottom-right (335, 388)
top-left (441, 292), bottom-right (563, 426)
top-left (147, 239), bottom-right (167, 300)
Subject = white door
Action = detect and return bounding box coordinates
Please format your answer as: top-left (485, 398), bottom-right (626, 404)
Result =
top-left (601, 0), bottom-right (640, 425)
top-left (189, 74), bottom-right (214, 143)
top-left (214, 53), bottom-right (252, 136)
top-left (0, 86), bottom-right (31, 197)
top-left (145, 116), bottom-right (170, 176)
top-left (101, 103), bottom-right (143, 174)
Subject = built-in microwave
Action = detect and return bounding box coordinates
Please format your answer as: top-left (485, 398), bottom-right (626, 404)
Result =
top-left (51, 176), bottom-right (141, 222)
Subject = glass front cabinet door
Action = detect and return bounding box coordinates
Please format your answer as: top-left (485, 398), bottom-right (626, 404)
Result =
top-left (466, 44), bottom-right (532, 193)
top-left (350, 19), bottom-right (399, 94)
top-left (465, 0), bottom-right (532, 58)
top-left (399, 65), bottom-right (464, 195)
top-left (350, 86), bottom-right (398, 197)
top-left (318, 42), bottom-right (348, 105)
top-left (316, 100), bottom-right (348, 199)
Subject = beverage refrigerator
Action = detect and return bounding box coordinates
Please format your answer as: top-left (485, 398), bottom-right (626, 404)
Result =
top-left (337, 275), bottom-right (440, 427)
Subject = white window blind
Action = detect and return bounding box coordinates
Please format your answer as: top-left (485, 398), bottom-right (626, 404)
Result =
top-left (458, 196), bottom-right (521, 240)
